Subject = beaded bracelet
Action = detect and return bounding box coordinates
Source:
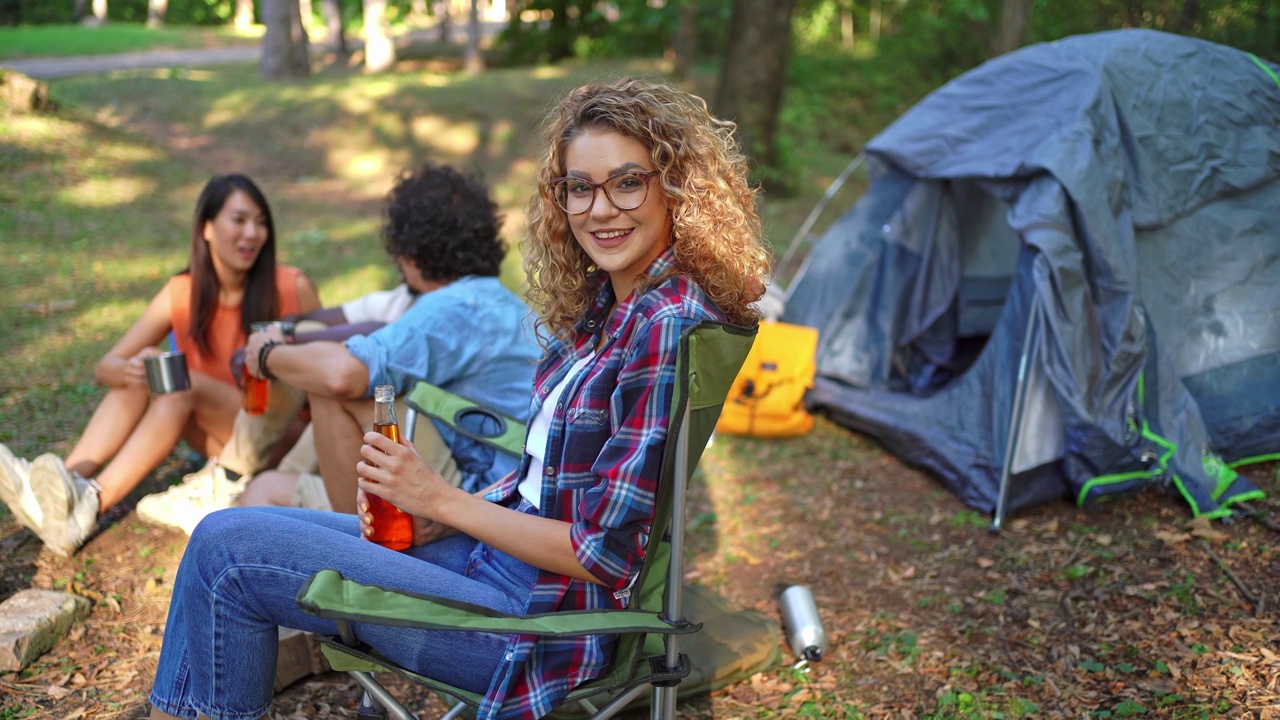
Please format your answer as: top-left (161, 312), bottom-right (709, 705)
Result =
top-left (257, 340), bottom-right (281, 381)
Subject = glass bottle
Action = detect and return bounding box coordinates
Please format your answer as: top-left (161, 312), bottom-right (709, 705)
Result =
top-left (364, 384), bottom-right (413, 551)
top-left (242, 321), bottom-right (272, 415)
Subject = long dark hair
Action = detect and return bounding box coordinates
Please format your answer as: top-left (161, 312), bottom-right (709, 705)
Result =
top-left (185, 174), bottom-right (279, 356)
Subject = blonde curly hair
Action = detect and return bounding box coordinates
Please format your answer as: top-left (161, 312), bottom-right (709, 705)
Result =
top-left (523, 77), bottom-right (772, 341)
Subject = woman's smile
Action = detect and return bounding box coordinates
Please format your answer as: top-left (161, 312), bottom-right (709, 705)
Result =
top-left (564, 129), bottom-right (671, 301)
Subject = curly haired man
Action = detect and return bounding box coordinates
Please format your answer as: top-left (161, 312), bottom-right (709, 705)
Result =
top-left (157, 163), bottom-right (539, 522)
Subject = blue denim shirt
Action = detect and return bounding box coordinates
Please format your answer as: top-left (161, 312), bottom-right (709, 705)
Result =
top-left (344, 276), bottom-right (540, 492)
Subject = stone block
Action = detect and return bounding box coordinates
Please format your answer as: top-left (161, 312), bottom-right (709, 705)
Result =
top-left (0, 589), bottom-right (91, 671)
top-left (0, 69), bottom-right (52, 113)
top-left (274, 627), bottom-right (331, 692)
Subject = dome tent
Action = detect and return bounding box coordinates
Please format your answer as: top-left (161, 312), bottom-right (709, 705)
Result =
top-left (783, 29), bottom-right (1280, 526)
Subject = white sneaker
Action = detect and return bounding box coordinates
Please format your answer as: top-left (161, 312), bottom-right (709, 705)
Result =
top-left (0, 443), bottom-right (42, 531)
top-left (136, 460), bottom-right (247, 536)
top-left (28, 453), bottom-right (100, 558)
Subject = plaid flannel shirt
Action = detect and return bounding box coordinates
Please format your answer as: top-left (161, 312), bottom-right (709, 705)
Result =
top-left (479, 249), bottom-right (725, 719)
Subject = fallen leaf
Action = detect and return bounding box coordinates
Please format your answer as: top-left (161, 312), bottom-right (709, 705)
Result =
top-left (46, 685), bottom-right (72, 699)
top-left (1155, 529), bottom-right (1190, 544)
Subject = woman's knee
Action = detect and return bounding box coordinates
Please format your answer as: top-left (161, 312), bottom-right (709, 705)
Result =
top-left (237, 471), bottom-right (297, 507)
top-left (189, 506), bottom-right (284, 545)
top-left (149, 387), bottom-right (197, 417)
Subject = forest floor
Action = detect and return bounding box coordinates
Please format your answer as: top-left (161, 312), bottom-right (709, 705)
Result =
top-left (2, 37), bottom-right (1278, 720)
top-left (2, 420), bottom-right (1277, 719)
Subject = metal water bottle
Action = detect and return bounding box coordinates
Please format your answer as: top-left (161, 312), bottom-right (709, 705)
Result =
top-left (778, 585), bottom-right (828, 662)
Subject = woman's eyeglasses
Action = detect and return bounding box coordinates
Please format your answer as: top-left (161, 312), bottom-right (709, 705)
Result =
top-left (549, 170), bottom-right (659, 215)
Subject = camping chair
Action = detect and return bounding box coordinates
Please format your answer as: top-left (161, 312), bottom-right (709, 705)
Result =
top-left (296, 321), bottom-right (758, 719)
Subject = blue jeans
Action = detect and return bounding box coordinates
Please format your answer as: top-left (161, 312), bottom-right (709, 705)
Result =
top-left (149, 505), bottom-right (538, 720)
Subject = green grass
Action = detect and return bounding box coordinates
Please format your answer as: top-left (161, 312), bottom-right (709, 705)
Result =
top-left (0, 54), bottom-right (886, 465)
top-left (0, 23), bottom-right (260, 61)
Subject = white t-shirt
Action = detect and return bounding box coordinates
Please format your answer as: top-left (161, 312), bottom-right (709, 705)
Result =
top-left (342, 284), bottom-right (417, 324)
top-left (518, 354), bottom-right (595, 508)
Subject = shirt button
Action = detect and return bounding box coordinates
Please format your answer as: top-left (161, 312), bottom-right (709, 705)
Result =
top-left (544, 465), bottom-right (555, 476)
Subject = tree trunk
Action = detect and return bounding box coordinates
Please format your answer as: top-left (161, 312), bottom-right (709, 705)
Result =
top-left (1176, 0), bottom-right (1199, 33)
top-left (364, 0), bottom-right (397, 73)
top-left (435, 0), bottom-right (453, 42)
top-left (146, 0), bottom-right (168, 28)
top-left (464, 0), bottom-right (484, 74)
top-left (235, 0), bottom-right (255, 29)
top-left (261, 0), bottom-right (312, 80)
top-left (298, 0), bottom-right (314, 31)
top-left (84, 0), bottom-right (107, 25)
top-left (989, 0), bottom-right (1032, 57)
top-left (841, 0), bottom-right (853, 49)
top-left (321, 0), bottom-right (347, 55)
top-left (73, 0), bottom-right (88, 22)
top-left (672, 0), bottom-right (696, 81)
top-left (714, 0), bottom-right (798, 180)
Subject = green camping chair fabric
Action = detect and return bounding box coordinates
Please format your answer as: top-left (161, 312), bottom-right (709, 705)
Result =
top-left (296, 321), bottom-right (767, 719)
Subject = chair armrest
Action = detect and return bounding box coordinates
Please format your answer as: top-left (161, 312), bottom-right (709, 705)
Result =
top-left (405, 382), bottom-right (526, 458)
top-left (297, 569), bottom-right (701, 638)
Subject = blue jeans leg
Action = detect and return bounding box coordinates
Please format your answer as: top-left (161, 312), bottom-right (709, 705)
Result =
top-left (149, 506), bottom-right (536, 720)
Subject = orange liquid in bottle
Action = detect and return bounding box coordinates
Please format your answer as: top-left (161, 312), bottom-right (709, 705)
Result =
top-left (365, 421), bottom-right (413, 551)
top-left (242, 365), bottom-right (269, 416)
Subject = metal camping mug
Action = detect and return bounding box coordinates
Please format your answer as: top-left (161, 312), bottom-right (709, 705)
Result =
top-left (144, 351), bottom-right (191, 394)
top-left (778, 584), bottom-right (829, 662)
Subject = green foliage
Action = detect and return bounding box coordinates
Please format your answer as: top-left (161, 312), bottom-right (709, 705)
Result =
top-left (0, 0), bottom-right (75, 25)
top-left (0, 0), bottom-right (250, 26)
top-left (0, 23), bottom-right (255, 59)
top-left (0, 705), bottom-right (37, 720)
top-left (496, 0), bottom-right (610, 64)
top-left (925, 689), bottom-right (1040, 719)
top-left (494, 0), bottom-right (732, 65)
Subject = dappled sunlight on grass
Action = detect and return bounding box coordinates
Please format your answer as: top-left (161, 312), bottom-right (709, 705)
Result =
top-left (342, 150), bottom-right (394, 179)
top-left (61, 175), bottom-right (156, 208)
top-left (282, 215), bottom-right (378, 247)
top-left (410, 115), bottom-right (480, 155)
top-left (531, 65), bottom-right (575, 80)
top-left (88, 253), bottom-right (187, 287)
top-left (332, 89), bottom-right (380, 115)
top-left (317, 262), bottom-right (402, 307)
top-left (413, 73), bottom-right (456, 89)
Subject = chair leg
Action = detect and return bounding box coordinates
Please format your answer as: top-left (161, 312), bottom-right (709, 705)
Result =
top-left (440, 701), bottom-right (470, 720)
top-left (349, 671), bottom-right (417, 720)
top-left (652, 686), bottom-right (677, 719)
top-left (356, 690), bottom-right (388, 720)
top-left (587, 684), bottom-right (648, 719)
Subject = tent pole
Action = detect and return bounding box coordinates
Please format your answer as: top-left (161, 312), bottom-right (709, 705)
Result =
top-left (780, 153), bottom-right (866, 299)
top-left (991, 291), bottom-right (1041, 533)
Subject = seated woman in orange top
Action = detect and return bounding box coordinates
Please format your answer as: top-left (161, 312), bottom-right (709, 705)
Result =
top-left (0, 174), bottom-right (321, 556)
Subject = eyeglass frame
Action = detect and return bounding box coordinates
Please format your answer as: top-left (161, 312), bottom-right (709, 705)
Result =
top-left (547, 170), bottom-right (661, 216)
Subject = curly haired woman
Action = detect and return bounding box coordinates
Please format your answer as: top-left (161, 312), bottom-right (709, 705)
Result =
top-left (146, 77), bottom-right (771, 720)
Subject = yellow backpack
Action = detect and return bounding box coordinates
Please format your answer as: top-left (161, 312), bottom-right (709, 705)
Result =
top-left (715, 321), bottom-right (819, 437)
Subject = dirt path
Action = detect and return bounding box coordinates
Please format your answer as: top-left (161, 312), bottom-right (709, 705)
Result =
top-left (3, 46), bottom-right (261, 79)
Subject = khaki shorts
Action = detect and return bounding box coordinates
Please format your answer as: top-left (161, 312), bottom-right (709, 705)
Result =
top-left (289, 411), bottom-right (461, 511)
